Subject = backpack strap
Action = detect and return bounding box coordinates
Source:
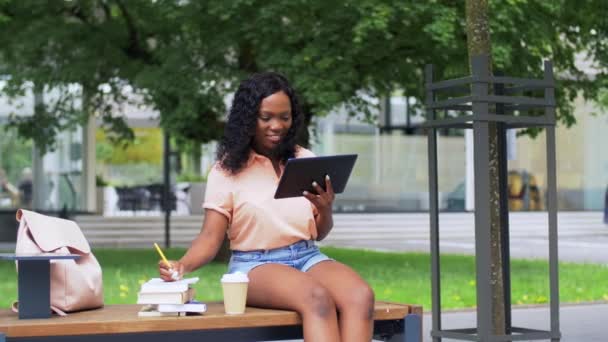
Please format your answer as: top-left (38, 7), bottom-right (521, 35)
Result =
top-left (50, 305), bottom-right (67, 316)
top-left (10, 301), bottom-right (67, 316)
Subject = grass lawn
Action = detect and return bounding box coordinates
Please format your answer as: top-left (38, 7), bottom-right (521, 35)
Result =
top-left (1, 247), bottom-right (607, 310)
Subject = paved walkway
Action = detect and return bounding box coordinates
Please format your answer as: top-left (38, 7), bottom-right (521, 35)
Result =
top-left (322, 211), bottom-right (608, 264)
top-left (422, 303), bottom-right (608, 342)
top-left (274, 303), bottom-right (607, 342)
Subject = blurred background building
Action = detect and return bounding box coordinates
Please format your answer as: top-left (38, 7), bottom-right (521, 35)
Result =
top-left (1, 85), bottom-right (606, 215)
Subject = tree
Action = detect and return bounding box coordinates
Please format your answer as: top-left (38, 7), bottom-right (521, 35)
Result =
top-left (1, 0), bottom-right (604, 267)
top-left (0, 1), bottom-right (603, 154)
top-left (0, 1), bottom-right (228, 154)
top-left (460, 0), bottom-right (608, 336)
top-left (465, 0), bottom-right (506, 335)
top-left (559, 0), bottom-right (608, 107)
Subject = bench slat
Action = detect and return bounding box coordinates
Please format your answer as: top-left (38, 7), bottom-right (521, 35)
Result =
top-left (0, 301), bottom-right (419, 338)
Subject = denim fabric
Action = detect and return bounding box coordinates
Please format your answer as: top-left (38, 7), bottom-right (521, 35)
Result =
top-left (228, 240), bottom-right (332, 274)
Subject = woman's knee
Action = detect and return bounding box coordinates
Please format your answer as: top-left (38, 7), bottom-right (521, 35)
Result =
top-left (342, 283), bottom-right (375, 320)
top-left (301, 284), bottom-right (336, 318)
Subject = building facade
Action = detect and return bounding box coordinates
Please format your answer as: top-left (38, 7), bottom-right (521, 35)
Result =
top-left (1, 87), bottom-right (606, 215)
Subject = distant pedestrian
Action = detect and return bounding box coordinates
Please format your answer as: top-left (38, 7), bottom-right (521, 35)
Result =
top-left (18, 167), bottom-right (33, 209)
top-left (0, 168), bottom-right (19, 207)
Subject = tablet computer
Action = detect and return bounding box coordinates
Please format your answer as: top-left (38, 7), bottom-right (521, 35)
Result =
top-left (274, 154), bottom-right (358, 199)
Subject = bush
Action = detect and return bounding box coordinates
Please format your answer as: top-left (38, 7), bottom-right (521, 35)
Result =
top-left (96, 174), bottom-right (109, 187)
top-left (176, 172), bottom-right (206, 183)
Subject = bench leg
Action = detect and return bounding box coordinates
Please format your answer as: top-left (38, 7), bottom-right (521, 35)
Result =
top-left (383, 314), bottom-right (422, 342)
top-left (17, 259), bottom-right (51, 319)
top-left (404, 314), bottom-right (422, 342)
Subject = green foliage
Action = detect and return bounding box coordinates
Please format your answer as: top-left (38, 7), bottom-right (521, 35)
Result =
top-left (105, 163), bottom-right (162, 187)
top-left (96, 128), bottom-right (162, 165)
top-left (176, 172), bottom-right (207, 183)
top-left (598, 89), bottom-right (608, 112)
top-left (0, 125), bottom-right (32, 182)
top-left (95, 140), bottom-right (114, 164)
top-left (0, 0), bottom-right (605, 152)
top-left (561, 0), bottom-right (608, 110)
top-left (95, 174), bottom-right (109, 187)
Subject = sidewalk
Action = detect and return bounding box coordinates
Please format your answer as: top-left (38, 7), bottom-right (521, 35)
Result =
top-left (422, 302), bottom-right (608, 342)
top-left (322, 211), bottom-right (608, 264)
top-left (275, 303), bottom-right (607, 342)
top-left (66, 211), bottom-right (608, 263)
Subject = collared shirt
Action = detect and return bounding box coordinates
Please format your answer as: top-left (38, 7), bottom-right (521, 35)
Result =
top-left (203, 146), bottom-right (318, 251)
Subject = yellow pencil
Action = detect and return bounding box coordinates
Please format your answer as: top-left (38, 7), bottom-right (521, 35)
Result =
top-left (153, 243), bottom-right (171, 268)
top-left (154, 243), bottom-right (179, 280)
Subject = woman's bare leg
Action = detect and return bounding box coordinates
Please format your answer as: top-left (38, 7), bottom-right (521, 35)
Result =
top-left (307, 261), bottom-right (375, 342)
top-left (247, 263), bottom-right (340, 342)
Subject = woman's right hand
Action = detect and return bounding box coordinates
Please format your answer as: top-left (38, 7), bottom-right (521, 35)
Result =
top-left (158, 260), bottom-right (185, 282)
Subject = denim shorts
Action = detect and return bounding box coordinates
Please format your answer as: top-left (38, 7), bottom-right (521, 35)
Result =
top-left (228, 240), bottom-right (332, 274)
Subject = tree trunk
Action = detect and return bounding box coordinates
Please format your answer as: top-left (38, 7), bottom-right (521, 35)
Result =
top-left (465, 0), bottom-right (505, 335)
top-left (189, 143), bottom-right (202, 175)
top-left (297, 101), bottom-right (313, 148)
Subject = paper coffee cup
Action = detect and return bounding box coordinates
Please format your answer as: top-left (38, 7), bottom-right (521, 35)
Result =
top-left (221, 272), bottom-right (249, 314)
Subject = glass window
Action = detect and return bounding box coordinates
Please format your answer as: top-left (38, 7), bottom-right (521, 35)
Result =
top-left (33, 127), bottom-right (85, 212)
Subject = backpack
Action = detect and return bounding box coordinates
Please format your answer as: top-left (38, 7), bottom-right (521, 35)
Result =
top-left (14, 209), bottom-right (104, 315)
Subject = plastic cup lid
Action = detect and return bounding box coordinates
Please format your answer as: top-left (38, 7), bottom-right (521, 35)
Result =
top-left (221, 272), bottom-right (249, 283)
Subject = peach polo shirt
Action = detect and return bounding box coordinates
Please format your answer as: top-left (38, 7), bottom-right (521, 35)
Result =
top-left (202, 146), bottom-right (318, 251)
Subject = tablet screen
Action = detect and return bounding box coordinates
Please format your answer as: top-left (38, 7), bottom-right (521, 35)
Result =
top-left (274, 154), bottom-right (357, 199)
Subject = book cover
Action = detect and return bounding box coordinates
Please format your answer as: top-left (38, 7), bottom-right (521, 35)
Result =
top-left (138, 304), bottom-right (183, 317)
top-left (137, 287), bottom-right (195, 305)
top-left (157, 300), bottom-right (207, 313)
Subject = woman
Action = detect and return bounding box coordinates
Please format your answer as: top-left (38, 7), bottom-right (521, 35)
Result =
top-left (159, 72), bottom-right (374, 342)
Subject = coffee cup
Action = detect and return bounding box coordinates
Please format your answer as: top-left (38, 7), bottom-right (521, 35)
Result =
top-left (221, 272), bottom-right (249, 314)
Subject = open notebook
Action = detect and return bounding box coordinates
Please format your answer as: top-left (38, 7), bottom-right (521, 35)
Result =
top-left (139, 277), bottom-right (199, 293)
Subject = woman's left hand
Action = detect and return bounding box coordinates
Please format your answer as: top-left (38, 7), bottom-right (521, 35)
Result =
top-left (303, 175), bottom-right (335, 215)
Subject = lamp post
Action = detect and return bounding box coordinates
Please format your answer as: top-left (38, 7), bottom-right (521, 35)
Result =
top-left (163, 130), bottom-right (171, 249)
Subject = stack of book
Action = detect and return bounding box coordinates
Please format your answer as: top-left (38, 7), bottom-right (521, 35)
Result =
top-left (137, 277), bottom-right (207, 317)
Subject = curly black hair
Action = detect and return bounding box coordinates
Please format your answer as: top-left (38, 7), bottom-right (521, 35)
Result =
top-left (216, 72), bottom-right (304, 175)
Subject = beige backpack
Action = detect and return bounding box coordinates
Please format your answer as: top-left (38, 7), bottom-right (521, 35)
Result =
top-left (14, 209), bottom-right (104, 315)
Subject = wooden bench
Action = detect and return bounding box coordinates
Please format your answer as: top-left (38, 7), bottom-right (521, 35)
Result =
top-left (0, 301), bottom-right (422, 341)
